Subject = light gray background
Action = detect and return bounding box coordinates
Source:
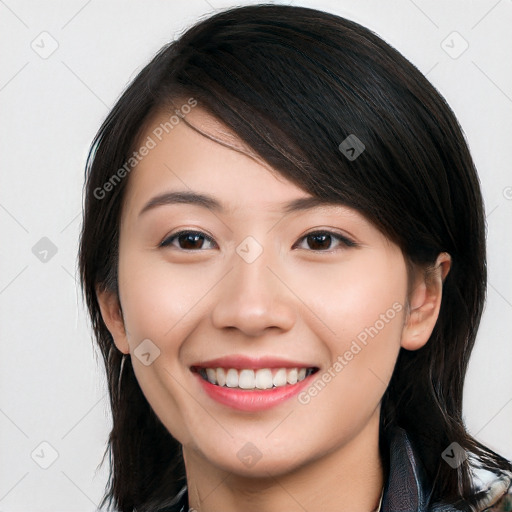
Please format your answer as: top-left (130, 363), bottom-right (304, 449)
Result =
top-left (1, 0), bottom-right (511, 510)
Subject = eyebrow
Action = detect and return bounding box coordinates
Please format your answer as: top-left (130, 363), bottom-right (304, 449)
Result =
top-left (138, 190), bottom-right (341, 217)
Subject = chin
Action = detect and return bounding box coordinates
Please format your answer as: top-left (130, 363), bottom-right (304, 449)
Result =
top-left (195, 439), bottom-right (311, 479)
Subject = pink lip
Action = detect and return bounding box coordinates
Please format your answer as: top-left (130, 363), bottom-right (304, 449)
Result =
top-left (192, 370), bottom-right (317, 412)
top-left (190, 354), bottom-right (316, 370)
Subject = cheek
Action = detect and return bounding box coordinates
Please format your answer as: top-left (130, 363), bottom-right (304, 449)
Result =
top-left (293, 249), bottom-right (407, 344)
top-left (117, 249), bottom-right (210, 443)
top-left (118, 249), bottom-right (210, 347)
top-left (293, 251), bottom-right (407, 409)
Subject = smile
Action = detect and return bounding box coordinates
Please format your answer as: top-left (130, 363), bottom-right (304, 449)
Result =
top-left (193, 366), bottom-right (318, 390)
top-left (191, 364), bottom-right (320, 412)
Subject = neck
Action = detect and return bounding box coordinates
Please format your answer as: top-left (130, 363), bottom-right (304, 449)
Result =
top-left (183, 410), bottom-right (384, 512)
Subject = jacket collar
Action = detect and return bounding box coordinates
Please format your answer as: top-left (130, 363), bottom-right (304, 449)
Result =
top-left (381, 425), bottom-right (432, 512)
top-left (381, 426), bottom-right (512, 512)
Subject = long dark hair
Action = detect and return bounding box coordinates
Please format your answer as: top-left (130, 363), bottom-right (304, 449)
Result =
top-left (78, 4), bottom-right (512, 511)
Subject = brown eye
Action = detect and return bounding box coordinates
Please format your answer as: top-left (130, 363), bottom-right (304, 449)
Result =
top-left (160, 230), bottom-right (216, 250)
top-left (294, 231), bottom-right (356, 251)
top-left (307, 233), bottom-right (332, 250)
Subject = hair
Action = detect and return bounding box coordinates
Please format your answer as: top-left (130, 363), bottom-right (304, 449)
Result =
top-left (78, 4), bottom-right (512, 511)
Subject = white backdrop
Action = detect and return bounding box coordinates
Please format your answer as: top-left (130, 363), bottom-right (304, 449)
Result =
top-left (1, 0), bottom-right (511, 510)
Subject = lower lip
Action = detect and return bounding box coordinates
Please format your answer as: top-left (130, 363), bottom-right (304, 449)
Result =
top-left (192, 370), bottom-right (315, 411)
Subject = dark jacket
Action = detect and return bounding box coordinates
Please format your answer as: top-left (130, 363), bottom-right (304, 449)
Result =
top-left (158, 426), bottom-right (512, 512)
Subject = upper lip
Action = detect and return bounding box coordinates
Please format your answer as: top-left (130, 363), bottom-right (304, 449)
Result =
top-left (190, 355), bottom-right (318, 370)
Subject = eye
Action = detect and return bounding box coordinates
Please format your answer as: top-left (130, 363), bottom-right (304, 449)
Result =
top-left (159, 229), bottom-right (356, 252)
top-left (159, 230), bottom-right (217, 250)
top-left (293, 230), bottom-right (356, 251)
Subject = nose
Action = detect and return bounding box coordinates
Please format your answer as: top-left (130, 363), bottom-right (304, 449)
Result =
top-left (210, 241), bottom-right (297, 337)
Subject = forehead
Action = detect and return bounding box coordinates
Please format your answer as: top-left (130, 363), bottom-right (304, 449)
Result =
top-left (122, 106), bottom-right (320, 217)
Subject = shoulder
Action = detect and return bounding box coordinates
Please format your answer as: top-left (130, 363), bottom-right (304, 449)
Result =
top-left (428, 471), bottom-right (512, 512)
top-left (474, 468), bottom-right (512, 512)
top-left (482, 485), bottom-right (512, 512)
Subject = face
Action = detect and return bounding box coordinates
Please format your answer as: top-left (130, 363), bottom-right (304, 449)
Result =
top-left (102, 105), bottom-right (418, 478)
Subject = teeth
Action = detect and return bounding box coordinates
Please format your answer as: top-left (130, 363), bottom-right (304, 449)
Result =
top-left (273, 368), bottom-right (287, 387)
top-left (205, 368), bottom-right (216, 384)
top-left (216, 368), bottom-right (226, 387)
top-left (226, 368), bottom-right (238, 388)
top-left (255, 368), bottom-right (273, 389)
top-left (198, 367), bottom-right (314, 389)
top-left (239, 369), bottom-right (255, 389)
top-left (287, 368), bottom-right (298, 385)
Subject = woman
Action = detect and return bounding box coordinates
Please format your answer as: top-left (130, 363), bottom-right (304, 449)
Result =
top-left (79, 4), bottom-right (512, 511)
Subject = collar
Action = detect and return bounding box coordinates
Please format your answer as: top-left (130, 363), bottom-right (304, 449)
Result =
top-left (380, 426), bottom-right (512, 512)
top-left (380, 425), bottom-right (432, 512)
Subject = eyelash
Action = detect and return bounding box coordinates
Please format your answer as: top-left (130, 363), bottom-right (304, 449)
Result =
top-left (159, 229), bottom-right (357, 252)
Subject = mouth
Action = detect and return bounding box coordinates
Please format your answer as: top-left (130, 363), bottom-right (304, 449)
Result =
top-left (190, 366), bottom-right (319, 390)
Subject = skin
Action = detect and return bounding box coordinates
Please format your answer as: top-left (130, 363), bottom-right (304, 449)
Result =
top-left (97, 105), bottom-right (451, 512)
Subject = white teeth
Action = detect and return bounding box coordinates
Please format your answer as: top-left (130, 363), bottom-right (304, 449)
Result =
top-left (199, 366), bottom-right (313, 389)
top-left (216, 368), bottom-right (226, 386)
top-left (287, 368), bottom-right (298, 385)
top-left (239, 369), bottom-right (255, 389)
top-left (273, 368), bottom-right (287, 387)
top-left (226, 368), bottom-right (238, 388)
top-left (206, 368), bottom-right (216, 384)
top-left (255, 368), bottom-right (273, 389)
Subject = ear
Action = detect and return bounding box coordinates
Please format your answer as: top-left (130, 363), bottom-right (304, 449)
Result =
top-left (401, 252), bottom-right (451, 351)
top-left (96, 285), bottom-right (130, 354)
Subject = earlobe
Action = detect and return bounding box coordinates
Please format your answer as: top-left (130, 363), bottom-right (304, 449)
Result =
top-left (401, 252), bottom-right (451, 351)
top-left (96, 285), bottom-right (130, 354)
